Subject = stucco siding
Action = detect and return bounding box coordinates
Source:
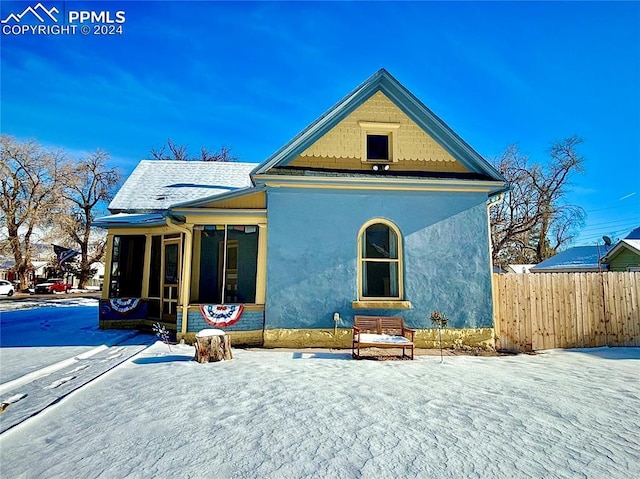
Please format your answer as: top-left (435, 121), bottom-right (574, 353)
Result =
top-left (264, 188), bottom-right (493, 330)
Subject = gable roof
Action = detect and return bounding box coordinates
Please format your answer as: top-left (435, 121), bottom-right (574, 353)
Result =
top-left (530, 246), bottom-right (613, 273)
top-left (108, 160), bottom-right (255, 213)
top-left (599, 226), bottom-right (640, 263)
top-left (252, 69), bottom-right (508, 193)
top-left (600, 239), bottom-right (640, 263)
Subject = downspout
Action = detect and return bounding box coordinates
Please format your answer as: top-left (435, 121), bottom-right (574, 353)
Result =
top-left (166, 217), bottom-right (193, 336)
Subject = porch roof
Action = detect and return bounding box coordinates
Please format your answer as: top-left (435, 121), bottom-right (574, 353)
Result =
top-left (92, 212), bottom-right (169, 228)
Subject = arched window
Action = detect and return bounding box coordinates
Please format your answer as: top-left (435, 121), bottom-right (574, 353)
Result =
top-left (358, 220), bottom-right (403, 300)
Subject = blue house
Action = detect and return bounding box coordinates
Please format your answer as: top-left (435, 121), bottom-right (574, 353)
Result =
top-left (95, 70), bottom-right (508, 349)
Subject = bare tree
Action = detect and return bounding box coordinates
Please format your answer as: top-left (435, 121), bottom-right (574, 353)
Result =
top-left (151, 138), bottom-right (189, 161)
top-left (58, 150), bottom-right (121, 288)
top-left (0, 136), bottom-right (68, 290)
top-left (151, 138), bottom-right (237, 161)
top-left (490, 137), bottom-right (585, 266)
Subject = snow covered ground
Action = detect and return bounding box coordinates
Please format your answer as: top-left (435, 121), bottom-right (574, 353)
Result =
top-left (0, 299), bottom-right (136, 384)
top-left (1, 335), bottom-right (639, 478)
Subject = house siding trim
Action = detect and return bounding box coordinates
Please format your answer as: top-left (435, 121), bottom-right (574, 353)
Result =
top-left (255, 174), bottom-right (504, 193)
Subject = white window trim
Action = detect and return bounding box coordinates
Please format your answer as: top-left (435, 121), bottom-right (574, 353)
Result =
top-left (359, 121), bottom-right (400, 163)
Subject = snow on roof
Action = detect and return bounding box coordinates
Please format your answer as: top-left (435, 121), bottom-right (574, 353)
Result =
top-left (92, 212), bottom-right (168, 228)
top-left (108, 160), bottom-right (256, 213)
top-left (623, 239), bottom-right (640, 252)
top-left (530, 246), bottom-right (612, 272)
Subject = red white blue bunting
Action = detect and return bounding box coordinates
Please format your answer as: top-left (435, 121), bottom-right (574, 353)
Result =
top-left (109, 298), bottom-right (141, 315)
top-left (199, 304), bottom-right (244, 327)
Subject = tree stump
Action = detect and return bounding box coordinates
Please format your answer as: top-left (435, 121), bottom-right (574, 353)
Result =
top-left (194, 329), bottom-right (233, 363)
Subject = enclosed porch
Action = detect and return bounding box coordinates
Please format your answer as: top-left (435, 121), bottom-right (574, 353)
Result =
top-left (98, 211), bottom-right (267, 345)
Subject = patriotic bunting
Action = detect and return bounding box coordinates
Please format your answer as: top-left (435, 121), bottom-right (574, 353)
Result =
top-left (200, 304), bottom-right (244, 327)
top-left (109, 298), bottom-right (141, 315)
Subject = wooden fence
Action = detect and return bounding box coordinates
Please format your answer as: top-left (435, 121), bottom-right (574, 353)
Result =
top-left (492, 272), bottom-right (640, 352)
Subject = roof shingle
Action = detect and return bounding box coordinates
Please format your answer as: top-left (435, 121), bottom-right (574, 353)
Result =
top-left (108, 160), bottom-right (255, 213)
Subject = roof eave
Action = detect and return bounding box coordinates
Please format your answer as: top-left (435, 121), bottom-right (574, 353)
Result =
top-left (92, 213), bottom-right (168, 228)
top-left (530, 267), bottom-right (603, 273)
top-left (254, 173), bottom-right (506, 194)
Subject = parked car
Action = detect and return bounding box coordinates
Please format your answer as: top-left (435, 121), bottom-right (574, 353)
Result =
top-left (0, 280), bottom-right (15, 296)
top-left (34, 279), bottom-right (73, 294)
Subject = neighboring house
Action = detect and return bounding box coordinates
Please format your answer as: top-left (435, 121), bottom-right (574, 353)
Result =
top-left (0, 259), bottom-right (47, 284)
top-left (32, 261), bottom-right (48, 281)
top-left (600, 226), bottom-right (640, 272)
top-left (505, 264), bottom-right (536, 274)
top-left (94, 69), bottom-right (508, 348)
top-left (84, 262), bottom-right (105, 289)
top-left (0, 258), bottom-right (13, 281)
top-left (530, 246), bottom-right (612, 273)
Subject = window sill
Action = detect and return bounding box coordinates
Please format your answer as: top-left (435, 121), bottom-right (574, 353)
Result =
top-left (351, 300), bottom-right (412, 310)
top-left (361, 159), bottom-right (397, 164)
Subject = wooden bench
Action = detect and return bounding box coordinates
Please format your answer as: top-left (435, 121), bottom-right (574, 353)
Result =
top-left (352, 315), bottom-right (415, 360)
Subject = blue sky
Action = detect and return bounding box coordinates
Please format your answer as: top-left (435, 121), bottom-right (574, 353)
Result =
top-left (1, 0), bottom-right (639, 246)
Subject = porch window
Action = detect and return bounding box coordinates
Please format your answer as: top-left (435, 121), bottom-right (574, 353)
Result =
top-left (358, 220), bottom-right (403, 299)
top-left (196, 226), bottom-right (258, 304)
top-left (109, 235), bottom-right (145, 298)
top-left (148, 235), bottom-right (162, 297)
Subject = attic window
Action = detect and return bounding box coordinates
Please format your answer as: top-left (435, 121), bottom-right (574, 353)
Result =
top-left (359, 121), bottom-right (400, 163)
top-left (367, 135), bottom-right (389, 161)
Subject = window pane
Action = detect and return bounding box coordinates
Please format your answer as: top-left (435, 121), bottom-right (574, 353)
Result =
top-left (363, 261), bottom-right (398, 297)
top-left (148, 236), bottom-right (161, 297)
top-left (109, 235), bottom-right (145, 298)
top-left (147, 298), bottom-right (161, 319)
top-left (164, 243), bottom-right (179, 284)
top-left (367, 134), bottom-right (389, 160)
top-left (364, 224), bottom-right (397, 259)
top-left (197, 227), bottom-right (258, 304)
top-left (227, 243), bottom-right (238, 270)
